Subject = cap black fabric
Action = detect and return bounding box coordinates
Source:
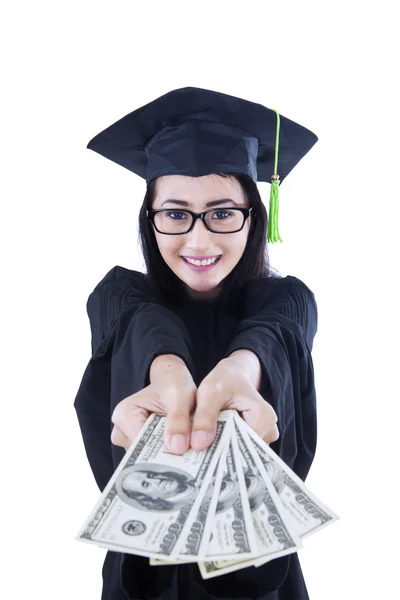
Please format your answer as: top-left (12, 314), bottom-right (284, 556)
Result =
top-left (86, 87), bottom-right (318, 185)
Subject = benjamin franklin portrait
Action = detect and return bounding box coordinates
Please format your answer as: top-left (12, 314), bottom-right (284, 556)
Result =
top-left (243, 457), bottom-right (285, 511)
top-left (216, 471), bottom-right (240, 513)
top-left (116, 463), bottom-right (198, 511)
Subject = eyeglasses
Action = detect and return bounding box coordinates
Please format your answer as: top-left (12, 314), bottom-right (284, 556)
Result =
top-left (146, 207), bottom-right (254, 235)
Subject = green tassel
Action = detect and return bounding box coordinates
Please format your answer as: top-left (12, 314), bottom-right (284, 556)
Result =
top-left (267, 109), bottom-right (283, 243)
top-left (267, 176), bottom-right (283, 243)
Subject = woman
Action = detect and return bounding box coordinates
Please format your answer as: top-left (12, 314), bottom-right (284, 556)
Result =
top-left (74, 87), bottom-right (319, 599)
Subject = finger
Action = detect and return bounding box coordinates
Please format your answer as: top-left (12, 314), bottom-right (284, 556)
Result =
top-left (164, 391), bottom-right (194, 455)
top-left (191, 384), bottom-right (224, 450)
top-left (263, 423), bottom-right (280, 445)
top-left (111, 424), bottom-right (132, 451)
top-left (112, 401), bottom-right (150, 441)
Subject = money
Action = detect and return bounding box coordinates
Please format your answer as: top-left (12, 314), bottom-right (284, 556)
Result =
top-left (176, 460), bottom-right (222, 560)
top-left (76, 411), bottom-right (234, 560)
top-left (153, 438), bottom-right (257, 566)
top-left (198, 422), bottom-right (303, 579)
top-left (148, 458), bottom-right (228, 566)
top-left (238, 416), bottom-right (339, 545)
top-left (202, 437), bottom-right (257, 561)
top-left (76, 410), bottom-right (339, 578)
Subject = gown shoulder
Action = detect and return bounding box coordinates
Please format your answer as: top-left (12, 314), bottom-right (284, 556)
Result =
top-left (240, 273), bottom-right (318, 351)
top-left (86, 265), bottom-right (156, 353)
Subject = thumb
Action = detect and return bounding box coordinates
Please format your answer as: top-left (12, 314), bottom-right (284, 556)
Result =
top-left (191, 385), bottom-right (224, 451)
top-left (111, 402), bottom-right (150, 443)
top-left (164, 390), bottom-right (195, 455)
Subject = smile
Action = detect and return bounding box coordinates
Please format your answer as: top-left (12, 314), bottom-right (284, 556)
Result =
top-left (181, 255), bottom-right (222, 271)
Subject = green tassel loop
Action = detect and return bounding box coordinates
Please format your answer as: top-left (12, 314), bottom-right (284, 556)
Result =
top-left (267, 109), bottom-right (283, 244)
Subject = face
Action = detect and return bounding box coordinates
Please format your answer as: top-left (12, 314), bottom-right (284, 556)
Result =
top-left (151, 174), bottom-right (251, 300)
top-left (123, 471), bottom-right (179, 499)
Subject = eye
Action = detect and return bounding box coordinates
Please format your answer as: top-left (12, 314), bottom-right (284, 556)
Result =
top-left (166, 211), bottom-right (189, 220)
top-left (141, 481), bottom-right (150, 488)
top-left (212, 210), bottom-right (232, 219)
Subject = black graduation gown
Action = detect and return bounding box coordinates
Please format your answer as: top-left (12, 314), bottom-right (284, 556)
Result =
top-left (73, 265), bottom-right (318, 600)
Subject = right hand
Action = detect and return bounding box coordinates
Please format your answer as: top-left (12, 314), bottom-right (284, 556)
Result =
top-left (111, 359), bottom-right (197, 455)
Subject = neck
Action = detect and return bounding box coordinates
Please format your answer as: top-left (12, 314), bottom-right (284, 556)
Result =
top-left (185, 285), bottom-right (222, 302)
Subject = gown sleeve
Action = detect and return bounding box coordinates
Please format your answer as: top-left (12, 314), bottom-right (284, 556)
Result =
top-left (73, 265), bottom-right (196, 492)
top-left (224, 275), bottom-right (318, 481)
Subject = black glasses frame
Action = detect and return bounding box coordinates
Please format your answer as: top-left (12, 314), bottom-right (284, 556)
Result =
top-left (146, 207), bottom-right (254, 235)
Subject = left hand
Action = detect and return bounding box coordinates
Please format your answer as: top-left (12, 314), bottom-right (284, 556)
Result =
top-left (190, 358), bottom-right (279, 451)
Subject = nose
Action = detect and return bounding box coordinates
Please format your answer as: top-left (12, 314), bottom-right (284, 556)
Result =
top-left (186, 216), bottom-right (213, 241)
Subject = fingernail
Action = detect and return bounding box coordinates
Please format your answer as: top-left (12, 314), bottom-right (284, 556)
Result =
top-left (191, 430), bottom-right (214, 449)
top-left (170, 434), bottom-right (188, 454)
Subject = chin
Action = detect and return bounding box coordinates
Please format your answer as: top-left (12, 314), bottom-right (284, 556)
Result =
top-left (186, 278), bottom-right (221, 291)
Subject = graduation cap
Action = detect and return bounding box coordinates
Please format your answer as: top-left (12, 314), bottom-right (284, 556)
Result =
top-left (87, 87), bottom-right (318, 243)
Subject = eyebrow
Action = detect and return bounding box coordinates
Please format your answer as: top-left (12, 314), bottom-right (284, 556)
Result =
top-left (160, 198), bottom-right (239, 208)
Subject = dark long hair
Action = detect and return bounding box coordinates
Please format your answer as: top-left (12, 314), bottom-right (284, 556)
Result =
top-left (138, 173), bottom-right (277, 312)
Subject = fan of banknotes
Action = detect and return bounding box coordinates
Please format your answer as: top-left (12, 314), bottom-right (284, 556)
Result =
top-left (76, 410), bottom-right (338, 579)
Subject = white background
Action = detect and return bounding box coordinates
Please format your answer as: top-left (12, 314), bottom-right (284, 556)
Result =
top-left (1, 1), bottom-right (399, 599)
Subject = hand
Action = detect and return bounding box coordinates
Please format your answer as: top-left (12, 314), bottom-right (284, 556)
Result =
top-left (111, 357), bottom-right (197, 454)
top-left (190, 357), bottom-right (279, 451)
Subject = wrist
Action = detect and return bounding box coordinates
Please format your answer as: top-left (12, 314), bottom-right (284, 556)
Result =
top-left (150, 354), bottom-right (194, 384)
top-left (226, 349), bottom-right (262, 390)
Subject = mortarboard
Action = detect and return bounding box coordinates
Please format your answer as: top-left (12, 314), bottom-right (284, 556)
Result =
top-left (87, 87), bottom-right (318, 243)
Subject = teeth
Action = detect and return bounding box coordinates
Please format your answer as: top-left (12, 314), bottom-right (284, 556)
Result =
top-left (184, 256), bottom-right (220, 266)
